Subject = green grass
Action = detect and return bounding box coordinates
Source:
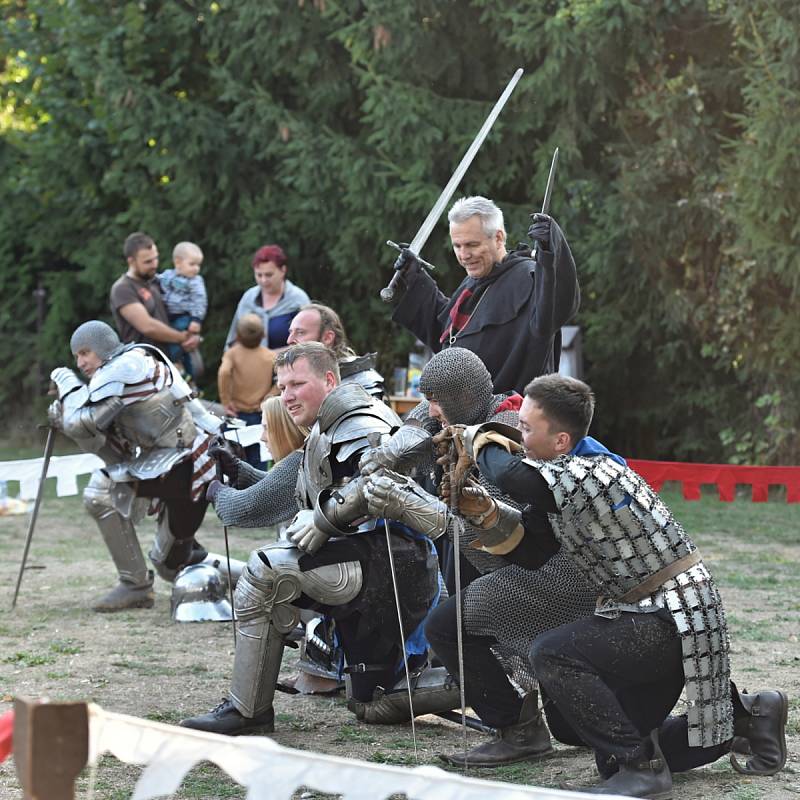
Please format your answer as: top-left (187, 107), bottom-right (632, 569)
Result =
top-left (50, 639), bottom-right (82, 655)
top-left (3, 650), bottom-right (56, 666)
top-left (725, 615), bottom-right (782, 642)
top-left (659, 485), bottom-right (800, 546)
top-left (726, 786), bottom-right (766, 800)
top-left (109, 659), bottom-right (173, 677)
top-left (145, 709), bottom-right (186, 725)
top-left (176, 763), bottom-right (246, 799)
top-left (484, 761), bottom-right (548, 783)
top-left (275, 711), bottom-right (317, 731)
top-left (367, 750), bottom-right (418, 765)
top-left (334, 724), bottom-right (379, 744)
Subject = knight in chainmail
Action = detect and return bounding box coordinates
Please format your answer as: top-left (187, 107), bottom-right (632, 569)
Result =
top-left (179, 343), bottom-right (439, 736)
top-left (458, 372), bottom-right (788, 795)
top-left (358, 347), bottom-right (598, 765)
top-left (47, 321), bottom-right (222, 612)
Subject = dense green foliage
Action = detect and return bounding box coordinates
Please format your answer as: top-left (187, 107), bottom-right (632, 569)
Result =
top-left (1, 0), bottom-right (798, 463)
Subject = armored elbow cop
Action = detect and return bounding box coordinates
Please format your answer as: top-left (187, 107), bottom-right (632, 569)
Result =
top-left (313, 477), bottom-right (371, 537)
top-left (62, 394), bottom-right (124, 442)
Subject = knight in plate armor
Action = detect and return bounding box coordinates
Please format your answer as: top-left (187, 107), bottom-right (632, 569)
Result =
top-left (453, 372), bottom-right (788, 796)
top-left (359, 347), bottom-right (598, 764)
top-left (205, 305), bottom-right (386, 691)
top-left (179, 343), bottom-right (439, 735)
top-left (47, 320), bottom-right (222, 612)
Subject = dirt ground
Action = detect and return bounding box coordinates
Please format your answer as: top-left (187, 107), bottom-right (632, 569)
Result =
top-left (0, 487), bottom-right (798, 799)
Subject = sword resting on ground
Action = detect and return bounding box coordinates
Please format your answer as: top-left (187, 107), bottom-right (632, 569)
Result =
top-left (216, 440), bottom-right (237, 647)
top-left (11, 426), bottom-right (56, 609)
top-left (381, 67), bottom-right (524, 303)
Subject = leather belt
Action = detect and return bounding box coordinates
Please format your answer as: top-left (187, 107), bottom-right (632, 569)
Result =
top-left (597, 550), bottom-right (703, 609)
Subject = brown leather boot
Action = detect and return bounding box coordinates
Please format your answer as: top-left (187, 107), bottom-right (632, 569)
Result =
top-left (440, 692), bottom-right (553, 767)
top-left (730, 687), bottom-right (788, 775)
top-left (580, 730), bottom-right (673, 799)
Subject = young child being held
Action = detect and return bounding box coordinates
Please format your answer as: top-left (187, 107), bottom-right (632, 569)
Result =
top-left (159, 241), bottom-right (208, 378)
top-left (218, 313), bottom-right (276, 468)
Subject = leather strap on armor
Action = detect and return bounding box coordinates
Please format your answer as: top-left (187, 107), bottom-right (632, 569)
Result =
top-left (597, 550), bottom-right (704, 608)
top-left (463, 420), bottom-right (523, 461)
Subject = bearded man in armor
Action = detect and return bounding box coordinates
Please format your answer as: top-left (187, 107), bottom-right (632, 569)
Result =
top-left (444, 373), bottom-right (787, 796)
top-left (358, 347), bottom-right (598, 763)
top-left (47, 320), bottom-right (222, 611)
top-left (180, 343), bottom-right (439, 735)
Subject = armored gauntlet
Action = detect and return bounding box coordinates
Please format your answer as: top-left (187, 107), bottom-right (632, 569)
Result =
top-left (363, 470), bottom-right (449, 539)
top-left (358, 422), bottom-right (433, 477)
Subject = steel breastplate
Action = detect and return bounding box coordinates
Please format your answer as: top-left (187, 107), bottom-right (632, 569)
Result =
top-left (296, 384), bottom-right (401, 508)
top-left (112, 388), bottom-right (196, 451)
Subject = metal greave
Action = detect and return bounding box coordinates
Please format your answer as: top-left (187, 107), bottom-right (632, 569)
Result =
top-left (83, 472), bottom-right (149, 586)
top-left (228, 553), bottom-right (303, 718)
top-left (229, 618), bottom-right (287, 718)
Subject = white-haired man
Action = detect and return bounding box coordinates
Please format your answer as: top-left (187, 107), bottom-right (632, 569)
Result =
top-left (390, 196), bottom-right (579, 395)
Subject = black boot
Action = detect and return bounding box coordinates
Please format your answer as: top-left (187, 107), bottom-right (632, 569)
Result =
top-left (179, 699), bottom-right (274, 736)
top-left (188, 539), bottom-right (209, 566)
top-left (730, 685), bottom-right (788, 775)
top-left (440, 692), bottom-right (553, 767)
top-left (581, 730), bottom-right (672, 799)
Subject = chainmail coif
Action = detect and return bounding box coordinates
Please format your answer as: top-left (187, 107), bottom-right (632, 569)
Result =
top-left (70, 320), bottom-right (126, 362)
top-left (419, 347), bottom-right (494, 426)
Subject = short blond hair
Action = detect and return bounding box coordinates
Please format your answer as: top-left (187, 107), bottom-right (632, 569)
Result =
top-left (237, 313), bottom-right (265, 348)
top-left (260, 395), bottom-right (308, 461)
top-left (173, 241), bottom-right (203, 261)
top-left (275, 342), bottom-right (340, 382)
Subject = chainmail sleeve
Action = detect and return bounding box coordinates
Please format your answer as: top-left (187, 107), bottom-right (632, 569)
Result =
top-left (234, 459), bottom-right (268, 489)
top-left (214, 450), bottom-right (301, 527)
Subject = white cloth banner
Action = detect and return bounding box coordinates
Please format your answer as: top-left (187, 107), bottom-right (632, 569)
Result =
top-left (0, 453), bottom-right (104, 500)
top-left (0, 426), bottom-right (267, 501)
top-left (87, 705), bottom-right (626, 800)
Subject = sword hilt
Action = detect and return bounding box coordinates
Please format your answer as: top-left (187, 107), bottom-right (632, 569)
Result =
top-left (380, 241), bottom-right (436, 304)
top-left (380, 270), bottom-right (405, 304)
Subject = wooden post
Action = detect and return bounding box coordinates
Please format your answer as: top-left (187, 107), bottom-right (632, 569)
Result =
top-left (13, 697), bottom-right (89, 800)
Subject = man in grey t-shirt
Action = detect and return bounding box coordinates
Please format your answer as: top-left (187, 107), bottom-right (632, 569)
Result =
top-left (109, 231), bottom-right (200, 353)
